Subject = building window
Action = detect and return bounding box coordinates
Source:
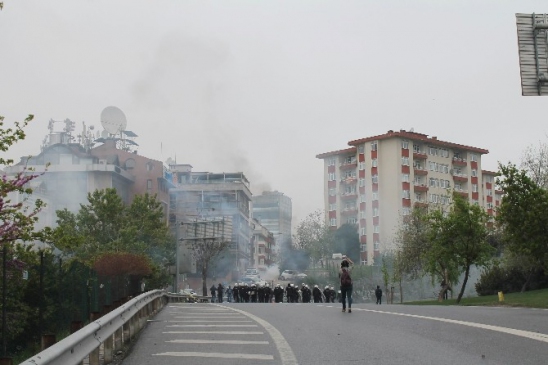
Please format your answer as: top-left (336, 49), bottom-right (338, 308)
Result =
top-left (360, 244), bottom-right (367, 252)
top-left (328, 188), bottom-right (336, 196)
top-left (360, 194), bottom-right (366, 203)
top-left (329, 203), bottom-right (337, 211)
top-left (402, 207), bottom-right (410, 215)
top-left (454, 183), bottom-right (462, 191)
top-left (415, 192), bottom-right (423, 202)
top-left (330, 218), bottom-right (337, 226)
top-left (371, 142), bottom-right (378, 151)
top-left (402, 157), bottom-right (410, 166)
top-left (146, 162), bottom-right (154, 171)
top-left (373, 207), bottom-right (379, 217)
top-left (402, 140), bottom-right (409, 149)
top-left (487, 189), bottom-right (493, 196)
top-left (358, 145), bottom-right (364, 153)
top-left (429, 178), bottom-right (438, 187)
top-left (414, 161), bottom-right (423, 170)
top-left (441, 164), bottom-right (449, 174)
top-left (371, 159), bottom-right (378, 167)
top-left (359, 162), bottom-right (365, 170)
top-left (374, 225), bottom-right (380, 233)
top-left (359, 178), bottom-right (365, 187)
top-left (347, 217), bottom-right (358, 224)
top-left (360, 227), bottom-right (366, 236)
top-left (402, 174), bottom-right (410, 182)
top-left (372, 191), bottom-right (378, 200)
top-left (359, 211), bottom-right (366, 219)
top-left (470, 153), bottom-right (478, 162)
top-left (429, 193), bottom-right (439, 203)
top-left (413, 144), bottom-right (423, 154)
top-left (471, 169), bottom-right (477, 177)
top-left (147, 179), bottom-right (153, 191)
top-left (472, 184), bottom-right (478, 193)
top-left (374, 241), bottom-right (380, 250)
top-left (402, 190), bottom-right (410, 199)
top-left (429, 146), bottom-right (438, 156)
top-left (440, 148), bottom-right (449, 158)
top-left (328, 158), bottom-right (336, 166)
top-left (372, 175), bottom-right (378, 184)
top-left (328, 172), bottom-right (336, 181)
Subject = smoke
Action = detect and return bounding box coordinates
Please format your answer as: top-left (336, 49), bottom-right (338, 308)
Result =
top-left (263, 264), bottom-right (280, 281)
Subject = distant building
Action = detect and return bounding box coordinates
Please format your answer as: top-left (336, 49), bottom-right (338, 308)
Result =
top-left (168, 164), bottom-right (254, 285)
top-left (251, 218), bottom-right (275, 275)
top-left (4, 119), bottom-right (172, 230)
top-left (252, 191), bottom-right (292, 249)
top-left (316, 129), bottom-right (500, 265)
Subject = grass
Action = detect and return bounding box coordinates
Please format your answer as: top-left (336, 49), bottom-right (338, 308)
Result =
top-left (404, 288), bottom-right (548, 308)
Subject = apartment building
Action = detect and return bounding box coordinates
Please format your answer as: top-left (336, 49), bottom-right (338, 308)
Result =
top-left (251, 218), bottom-right (276, 275)
top-left (317, 129), bottom-right (500, 265)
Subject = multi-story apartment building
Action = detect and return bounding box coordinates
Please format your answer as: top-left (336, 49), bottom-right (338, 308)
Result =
top-left (317, 129), bottom-right (500, 265)
top-left (5, 121), bottom-right (172, 230)
top-left (251, 218), bottom-right (275, 275)
top-left (252, 191), bottom-right (292, 250)
top-left (168, 164), bottom-right (253, 287)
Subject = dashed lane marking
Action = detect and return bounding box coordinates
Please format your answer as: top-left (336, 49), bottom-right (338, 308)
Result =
top-left (163, 331), bottom-right (265, 335)
top-left (166, 324), bottom-right (258, 327)
top-left (166, 339), bottom-right (269, 345)
top-left (153, 351), bottom-right (274, 360)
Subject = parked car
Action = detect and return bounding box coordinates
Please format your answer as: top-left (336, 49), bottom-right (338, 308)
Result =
top-left (279, 270), bottom-right (297, 280)
top-left (296, 273), bottom-right (308, 279)
top-left (239, 277), bottom-right (257, 285)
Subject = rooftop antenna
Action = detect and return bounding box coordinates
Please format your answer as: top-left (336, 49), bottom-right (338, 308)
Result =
top-left (100, 106), bottom-right (127, 135)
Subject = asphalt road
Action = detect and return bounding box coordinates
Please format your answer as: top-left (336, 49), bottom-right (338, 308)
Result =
top-left (122, 301), bottom-right (548, 365)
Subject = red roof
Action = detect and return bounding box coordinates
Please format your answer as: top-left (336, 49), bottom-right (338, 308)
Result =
top-left (348, 130), bottom-right (489, 154)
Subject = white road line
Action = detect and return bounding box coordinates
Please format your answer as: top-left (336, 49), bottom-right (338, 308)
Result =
top-left (169, 320), bottom-right (253, 323)
top-left (216, 304), bottom-right (298, 365)
top-left (153, 351), bottom-right (274, 360)
top-left (174, 315), bottom-right (244, 318)
top-left (166, 324), bottom-right (258, 327)
top-left (163, 331), bottom-right (265, 334)
top-left (351, 307), bottom-right (548, 343)
top-left (166, 339), bottom-right (269, 345)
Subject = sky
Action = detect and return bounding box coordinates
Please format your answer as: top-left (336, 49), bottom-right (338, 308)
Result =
top-left (1, 0), bottom-right (548, 225)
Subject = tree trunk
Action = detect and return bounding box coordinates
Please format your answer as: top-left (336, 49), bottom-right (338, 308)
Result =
top-left (456, 265), bottom-right (471, 304)
top-left (399, 277), bottom-right (403, 304)
top-left (202, 265), bottom-right (208, 297)
top-left (521, 269), bottom-right (533, 293)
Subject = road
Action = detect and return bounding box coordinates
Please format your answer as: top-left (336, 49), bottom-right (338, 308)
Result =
top-left (122, 301), bottom-right (548, 365)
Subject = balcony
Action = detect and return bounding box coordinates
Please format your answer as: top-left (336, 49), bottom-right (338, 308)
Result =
top-left (340, 192), bottom-right (358, 200)
top-left (339, 161), bottom-right (358, 170)
top-left (414, 201), bottom-right (428, 208)
top-left (341, 207), bottom-right (358, 216)
top-left (340, 177), bottom-right (357, 184)
top-left (413, 184), bottom-right (429, 192)
top-left (452, 173), bottom-right (468, 182)
top-left (413, 151), bottom-right (427, 160)
top-left (452, 157), bottom-right (467, 166)
top-left (413, 167), bottom-right (428, 175)
top-left (455, 190), bottom-right (468, 198)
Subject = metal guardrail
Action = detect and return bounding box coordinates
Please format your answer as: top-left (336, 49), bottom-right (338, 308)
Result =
top-left (20, 290), bottom-right (168, 365)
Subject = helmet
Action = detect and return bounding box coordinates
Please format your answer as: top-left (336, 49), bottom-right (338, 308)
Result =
top-left (325, 286), bottom-right (329, 289)
top-left (314, 285), bottom-right (318, 288)
top-left (330, 286), bottom-right (334, 289)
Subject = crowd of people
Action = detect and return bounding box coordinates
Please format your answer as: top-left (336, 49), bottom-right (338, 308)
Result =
top-left (209, 282), bottom-right (341, 304)
top-left (208, 256), bottom-right (382, 311)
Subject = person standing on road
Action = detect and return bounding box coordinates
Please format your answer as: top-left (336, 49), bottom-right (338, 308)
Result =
top-left (375, 285), bottom-right (382, 305)
top-left (210, 284), bottom-right (217, 303)
top-left (217, 283), bottom-right (224, 303)
top-left (339, 255), bottom-right (354, 313)
top-left (312, 285), bottom-right (322, 303)
top-left (227, 285), bottom-right (233, 303)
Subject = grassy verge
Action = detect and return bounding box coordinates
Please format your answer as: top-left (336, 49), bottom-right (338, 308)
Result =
top-left (404, 288), bottom-right (548, 308)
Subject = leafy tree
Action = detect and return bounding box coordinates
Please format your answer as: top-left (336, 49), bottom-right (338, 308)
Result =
top-left (293, 210), bottom-right (334, 268)
top-left (333, 224), bottom-right (360, 263)
top-left (496, 163), bottom-right (548, 291)
top-left (521, 139), bottom-right (548, 189)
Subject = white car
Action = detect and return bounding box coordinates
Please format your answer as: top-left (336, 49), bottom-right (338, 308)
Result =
top-left (279, 270), bottom-right (297, 280)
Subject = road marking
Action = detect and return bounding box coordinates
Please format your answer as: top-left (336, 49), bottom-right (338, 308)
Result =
top-left (351, 307), bottom-right (548, 343)
top-left (166, 339), bottom-right (269, 345)
top-left (164, 331), bottom-right (265, 334)
top-left (170, 320), bottom-right (253, 322)
top-left (166, 324), bottom-right (258, 327)
top-left (216, 304), bottom-right (298, 365)
top-left (174, 315), bottom-right (244, 318)
top-left (153, 351), bottom-right (274, 360)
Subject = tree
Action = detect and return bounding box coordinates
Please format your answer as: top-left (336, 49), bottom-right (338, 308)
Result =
top-left (293, 210), bottom-right (334, 268)
top-left (181, 217), bottom-right (233, 296)
top-left (434, 193), bottom-right (493, 303)
top-left (496, 163), bottom-right (548, 291)
top-left (521, 139), bottom-right (548, 189)
top-left (333, 224), bottom-right (360, 263)
top-left (52, 188), bottom-right (174, 290)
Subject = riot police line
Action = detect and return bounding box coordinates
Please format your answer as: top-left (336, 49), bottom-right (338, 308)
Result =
top-left (210, 282), bottom-right (341, 303)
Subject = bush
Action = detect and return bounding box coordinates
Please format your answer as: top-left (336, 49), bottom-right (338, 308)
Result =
top-left (475, 264), bottom-right (548, 295)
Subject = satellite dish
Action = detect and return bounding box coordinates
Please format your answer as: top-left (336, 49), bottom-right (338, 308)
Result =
top-left (100, 106), bottom-right (127, 135)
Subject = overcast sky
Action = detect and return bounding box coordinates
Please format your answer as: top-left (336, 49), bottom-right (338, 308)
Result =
top-left (1, 0), bottom-right (547, 224)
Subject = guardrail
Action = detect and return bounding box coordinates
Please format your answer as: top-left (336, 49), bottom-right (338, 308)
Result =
top-left (20, 290), bottom-right (168, 365)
